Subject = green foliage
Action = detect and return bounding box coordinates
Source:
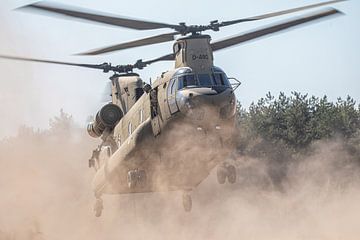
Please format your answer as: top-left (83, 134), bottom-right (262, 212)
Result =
top-left (235, 93), bottom-right (360, 189)
top-left (238, 92), bottom-right (360, 151)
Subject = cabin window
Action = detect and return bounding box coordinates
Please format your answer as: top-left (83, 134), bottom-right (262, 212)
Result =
top-left (139, 109), bottom-right (144, 123)
top-left (128, 122), bottom-right (132, 136)
top-left (198, 74), bottom-right (213, 87)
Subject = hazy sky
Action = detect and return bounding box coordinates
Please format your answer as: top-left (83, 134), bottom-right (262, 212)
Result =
top-left (0, 0), bottom-right (359, 138)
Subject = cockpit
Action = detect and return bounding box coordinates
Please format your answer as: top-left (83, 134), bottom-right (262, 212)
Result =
top-left (174, 67), bottom-right (231, 90)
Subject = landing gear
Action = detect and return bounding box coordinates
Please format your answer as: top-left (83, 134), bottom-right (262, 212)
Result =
top-left (93, 197), bottom-right (103, 217)
top-left (217, 165), bottom-right (227, 184)
top-left (217, 164), bottom-right (237, 184)
top-left (182, 192), bottom-right (192, 212)
top-left (227, 165), bottom-right (236, 184)
top-left (127, 169), bottom-right (146, 189)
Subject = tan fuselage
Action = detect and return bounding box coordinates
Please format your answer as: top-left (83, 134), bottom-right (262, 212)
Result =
top-left (92, 35), bottom-right (237, 196)
top-left (92, 78), bottom-right (236, 195)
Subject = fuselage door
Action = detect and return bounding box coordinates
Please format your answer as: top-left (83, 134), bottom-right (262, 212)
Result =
top-left (150, 87), bottom-right (161, 136)
top-left (167, 78), bottom-right (179, 114)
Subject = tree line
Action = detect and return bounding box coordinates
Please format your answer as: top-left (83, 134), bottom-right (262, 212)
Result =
top-left (235, 92), bottom-right (360, 187)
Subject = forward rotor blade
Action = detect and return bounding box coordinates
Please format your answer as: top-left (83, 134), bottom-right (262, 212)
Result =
top-left (0, 54), bottom-right (106, 70)
top-left (143, 53), bottom-right (174, 65)
top-left (220, 0), bottom-right (346, 27)
top-left (78, 32), bottom-right (178, 56)
top-left (19, 1), bottom-right (178, 30)
top-left (211, 8), bottom-right (342, 52)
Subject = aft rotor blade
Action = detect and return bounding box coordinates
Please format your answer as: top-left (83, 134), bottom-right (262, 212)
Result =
top-left (0, 54), bottom-right (106, 70)
top-left (211, 8), bottom-right (342, 52)
top-left (219, 0), bottom-right (347, 27)
top-left (78, 32), bottom-right (178, 56)
top-left (19, 1), bottom-right (178, 30)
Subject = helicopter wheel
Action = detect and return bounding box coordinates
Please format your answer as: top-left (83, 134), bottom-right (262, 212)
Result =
top-left (127, 170), bottom-right (137, 189)
top-left (94, 198), bottom-right (103, 217)
top-left (137, 170), bottom-right (147, 188)
top-left (217, 164), bottom-right (237, 184)
top-left (226, 165), bottom-right (237, 184)
top-left (127, 169), bottom-right (147, 189)
top-left (128, 180), bottom-right (137, 189)
top-left (182, 192), bottom-right (192, 212)
top-left (217, 165), bottom-right (227, 184)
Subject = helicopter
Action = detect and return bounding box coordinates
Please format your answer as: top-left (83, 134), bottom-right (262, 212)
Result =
top-left (0, 0), bottom-right (346, 217)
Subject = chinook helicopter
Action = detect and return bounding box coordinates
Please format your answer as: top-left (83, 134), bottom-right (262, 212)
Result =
top-left (0, 0), bottom-right (346, 217)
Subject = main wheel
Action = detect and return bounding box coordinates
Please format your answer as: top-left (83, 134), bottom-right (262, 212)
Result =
top-left (217, 166), bottom-right (227, 184)
top-left (227, 165), bottom-right (237, 184)
top-left (127, 171), bottom-right (137, 189)
top-left (138, 170), bottom-right (147, 188)
top-left (182, 193), bottom-right (192, 212)
top-left (94, 198), bottom-right (103, 217)
top-left (128, 180), bottom-right (136, 189)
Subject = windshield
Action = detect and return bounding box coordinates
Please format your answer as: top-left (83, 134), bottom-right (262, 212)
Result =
top-left (198, 74), bottom-right (212, 87)
top-left (178, 73), bottom-right (230, 90)
top-left (178, 74), bottom-right (198, 88)
top-left (213, 72), bottom-right (230, 86)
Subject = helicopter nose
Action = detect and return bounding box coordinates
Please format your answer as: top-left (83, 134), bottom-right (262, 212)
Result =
top-left (176, 88), bottom-right (236, 120)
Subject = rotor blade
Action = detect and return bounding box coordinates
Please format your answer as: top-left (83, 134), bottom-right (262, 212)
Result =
top-left (0, 54), bottom-right (106, 70)
top-left (19, 1), bottom-right (178, 30)
top-left (220, 0), bottom-right (347, 27)
top-left (211, 8), bottom-right (342, 52)
top-left (78, 32), bottom-right (178, 56)
top-left (143, 53), bottom-right (175, 65)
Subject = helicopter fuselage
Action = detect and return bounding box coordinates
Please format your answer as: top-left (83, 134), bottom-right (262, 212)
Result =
top-left (91, 64), bottom-right (237, 196)
top-left (89, 35), bottom-right (238, 196)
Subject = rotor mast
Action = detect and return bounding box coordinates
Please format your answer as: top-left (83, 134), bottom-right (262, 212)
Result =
top-left (173, 35), bottom-right (214, 72)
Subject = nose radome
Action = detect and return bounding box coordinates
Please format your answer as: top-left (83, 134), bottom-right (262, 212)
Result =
top-left (176, 88), bottom-right (215, 111)
top-left (183, 88), bottom-right (218, 96)
top-left (176, 88), bottom-right (235, 117)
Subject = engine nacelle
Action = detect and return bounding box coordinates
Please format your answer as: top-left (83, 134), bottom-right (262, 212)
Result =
top-left (87, 103), bottom-right (123, 138)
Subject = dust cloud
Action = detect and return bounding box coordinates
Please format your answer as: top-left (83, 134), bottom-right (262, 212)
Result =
top-left (0, 123), bottom-right (360, 240)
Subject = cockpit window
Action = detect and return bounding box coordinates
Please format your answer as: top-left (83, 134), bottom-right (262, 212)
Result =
top-left (222, 73), bottom-right (231, 87)
top-left (177, 71), bottom-right (231, 90)
top-left (178, 74), bottom-right (198, 89)
top-left (213, 73), bottom-right (230, 87)
top-left (198, 74), bottom-right (212, 87)
top-left (213, 73), bottom-right (224, 85)
top-left (170, 78), bottom-right (177, 94)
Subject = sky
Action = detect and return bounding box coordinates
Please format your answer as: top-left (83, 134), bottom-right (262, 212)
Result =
top-left (0, 0), bottom-right (359, 138)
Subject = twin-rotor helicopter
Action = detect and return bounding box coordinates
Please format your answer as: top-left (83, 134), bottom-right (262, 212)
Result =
top-left (0, 0), bottom-right (347, 217)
